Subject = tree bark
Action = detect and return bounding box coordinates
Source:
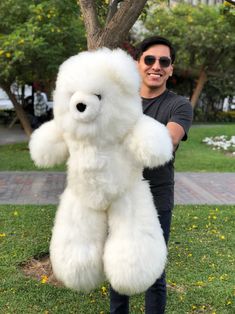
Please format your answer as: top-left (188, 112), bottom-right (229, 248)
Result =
top-left (2, 84), bottom-right (33, 137)
top-left (78, 0), bottom-right (148, 49)
top-left (190, 66), bottom-right (208, 109)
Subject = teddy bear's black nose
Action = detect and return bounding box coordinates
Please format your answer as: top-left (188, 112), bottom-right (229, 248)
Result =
top-left (76, 103), bottom-right (87, 112)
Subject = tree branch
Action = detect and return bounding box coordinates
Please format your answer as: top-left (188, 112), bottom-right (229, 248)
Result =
top-left (78, 0), bottom-right (148, 49)
top-left (105, 0), bottom-right (147, 36)
top-left (106, 0), bottom-right (123, 23)
top-left (78, 0), bottom-right (102, 47)
top-left (99, 0), bottom-right (147, 48)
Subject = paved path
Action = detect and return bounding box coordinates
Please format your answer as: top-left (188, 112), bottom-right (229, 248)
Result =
top-left (0, 125), bottom-right (28, 145)
top-left (0, 171), bottom-right (234, 205)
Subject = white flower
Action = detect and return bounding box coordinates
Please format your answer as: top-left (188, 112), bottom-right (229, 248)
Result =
top-left (202, 135), bottom-right (235, 154)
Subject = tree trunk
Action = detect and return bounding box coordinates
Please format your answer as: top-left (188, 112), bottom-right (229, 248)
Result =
top-left (78, 0), bottom-right (148, 49)
top-left (190, 66), bottom-right (208, 109)
top-left (2, 84), bottom-right (33, 137)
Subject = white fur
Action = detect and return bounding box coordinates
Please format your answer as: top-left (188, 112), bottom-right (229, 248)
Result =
top-left (103, 180), bottom-right (167, 295)
top-left (29, 48), bottom-right (173, 295)
top-left (29, 120), bottom-right (68, 167)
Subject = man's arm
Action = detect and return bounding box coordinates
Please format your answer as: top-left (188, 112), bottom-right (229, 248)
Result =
top-left (167, 121), bottom-right (185, 151)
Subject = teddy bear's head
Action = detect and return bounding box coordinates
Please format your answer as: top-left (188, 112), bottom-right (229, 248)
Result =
top-left (53, 48), bottom-right (142, 143)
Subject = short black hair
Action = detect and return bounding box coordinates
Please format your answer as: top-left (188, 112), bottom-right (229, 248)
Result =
top-left (135, 36), bottom-right (176, 64)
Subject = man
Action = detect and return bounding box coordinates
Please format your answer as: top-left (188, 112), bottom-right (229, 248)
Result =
top-left (110, 36), bottom-right (193, 313)
top-left (33, 89), bottom-right (48, 128)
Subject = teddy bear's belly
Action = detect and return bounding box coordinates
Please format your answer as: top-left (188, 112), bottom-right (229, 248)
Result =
top-left (67, 152), bottom-right (139, 210)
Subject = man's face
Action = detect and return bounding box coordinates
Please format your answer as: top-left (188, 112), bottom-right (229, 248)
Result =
top-left (137, 44), bottom-right (173, 95)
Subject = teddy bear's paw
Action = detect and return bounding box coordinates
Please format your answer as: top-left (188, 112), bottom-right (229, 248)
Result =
top-left (29, 120), bottom-right (68, 167)
top-left (50, 254), bottom-right (105, 292)
top-left (57, 267), bottom-right (104, 292)
top-left (104, 235), bottom-right (167, 295)
top-left (126, 115), bottom-right (173, 168)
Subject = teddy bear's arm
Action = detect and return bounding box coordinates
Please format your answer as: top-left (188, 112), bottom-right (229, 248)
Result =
top-left (29, 120), bottom-right (69, 168)
top-left (125, 115), bottom-right (173, 168)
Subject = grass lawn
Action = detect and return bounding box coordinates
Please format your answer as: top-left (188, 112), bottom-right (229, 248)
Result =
top-left (175, 124), bottom-right (235, 172)
top-left (0, 123), bottom-right (234, 172)
top-left (0, 204), bottom-right (234, 313)
top-left (0, 143), bottom-right (65, 171)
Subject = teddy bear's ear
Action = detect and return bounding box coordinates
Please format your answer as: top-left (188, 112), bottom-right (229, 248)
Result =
top-left (107, 48), bottom-right (141, 95)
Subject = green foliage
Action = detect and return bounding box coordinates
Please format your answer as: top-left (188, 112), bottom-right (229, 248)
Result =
top-left (140, 3), bottom-right (235, 98)
top-left (0, 0), bottom-right (86, 86)
top-left (0, 204), bottom-right (234, 313)
top-left (95, 0), bottom-right (109, 25)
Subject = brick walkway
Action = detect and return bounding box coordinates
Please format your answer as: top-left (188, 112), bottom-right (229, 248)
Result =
top-left (0, 171), bottom-right (234, 205)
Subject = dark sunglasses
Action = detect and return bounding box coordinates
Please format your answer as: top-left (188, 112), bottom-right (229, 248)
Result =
top-left (144, 55), bottom-right (171, 68)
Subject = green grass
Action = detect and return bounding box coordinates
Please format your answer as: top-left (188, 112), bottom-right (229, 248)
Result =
top-left (0, 124), bottom-right (234, 172)
top-left (0, 143), bottom-right (65, 171)
top-left (0, 205), bottom-right (234, 313)
top-left (175, 124), bottom-right (235, 172)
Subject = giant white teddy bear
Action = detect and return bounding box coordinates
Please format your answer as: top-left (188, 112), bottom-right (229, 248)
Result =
top-left (29, 48), bottom-right (173, 295)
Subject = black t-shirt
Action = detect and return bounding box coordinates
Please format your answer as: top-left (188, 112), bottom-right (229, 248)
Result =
top-left (142, 89), bottom-right (193, 190)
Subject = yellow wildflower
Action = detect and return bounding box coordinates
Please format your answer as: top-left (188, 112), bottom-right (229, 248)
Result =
top-left (41, 275), bottom-right (48, 284)
top-left (195, 281), bottom-right (205, 286)
top-left (13, 211), bottom-right (18, 216)
top-left (101, 286), bottom-right (107, 295)
top-left (220, 274), bottom-right (228, 281)
top-left (220, 235), bottom-right (225, 240)
top-left (5, 52), bottom-right (11, 58)
top-left (0, 233), bottom-right (6, 237)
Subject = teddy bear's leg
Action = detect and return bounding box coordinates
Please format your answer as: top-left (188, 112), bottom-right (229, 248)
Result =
top-left (103, 180), bottom-right (167, 296)
top-left (50, 188), bottom-right (107, 292)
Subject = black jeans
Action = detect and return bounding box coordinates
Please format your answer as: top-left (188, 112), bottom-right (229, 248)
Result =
top-left (110, 189), bottom-right (173, 314)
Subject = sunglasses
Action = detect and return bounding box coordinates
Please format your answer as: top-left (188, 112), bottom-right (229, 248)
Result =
top-left (144, 55), bottom-right (171, 68)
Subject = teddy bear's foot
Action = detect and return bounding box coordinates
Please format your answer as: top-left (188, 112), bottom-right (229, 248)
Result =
top-left (50, 243), bottom-right (105, 292)
top-left (103, 181), bottom-right (167, 295)
top-left (50, 189), bottom-right (107, 292)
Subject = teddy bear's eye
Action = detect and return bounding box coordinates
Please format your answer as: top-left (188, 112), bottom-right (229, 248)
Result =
top-left (95, 94), bottom-right (102, 101)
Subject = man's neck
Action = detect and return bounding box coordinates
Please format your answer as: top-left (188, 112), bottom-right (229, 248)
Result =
top-left (140, 86), bottom-right (167, 99)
